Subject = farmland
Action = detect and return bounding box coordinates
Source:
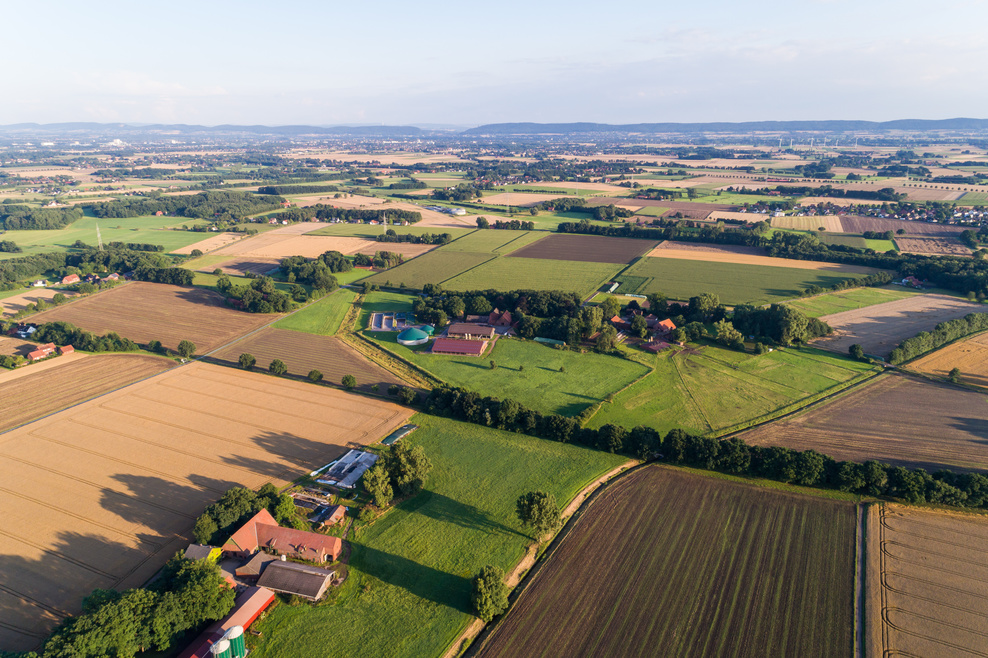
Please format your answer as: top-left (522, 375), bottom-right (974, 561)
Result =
top-left (866, 504), bottom-right (988, 657)
top-left (785, 286), bottom-right (924, 318)
top-left (772, 216), bottom-right (845, 232)
top-left (307, 224), bottom-right (473, 240)
top-left (645, 243), bottom-right (879, 272)
top-left (838, 215), bottom-right (968, 237)
top-left (478, 466), bottom-right (856, 658)
top-left (894, 236), bottom-right (971, 256)
top-left (249, 415), bottom-right (628, 658)
top-left (439, 229), bottom-right (545, 254)
top-left (210, 327), bottom-right (407, 393)
top-left (617, 256), bottom-right (880, 305)
top-left (364, 250), bottom-right (494, 289)
top-left (507, 234), bottom-right (658, 264)
top-left (739, 373), bottom-right (988, 472)
top-left (811, 293), bottom-right (984, 358)
top-left (272, 288), bottom-right (358, 336)
top-left (0, 362), bottom-right (412, 649)
top-left (207, 232), bottom-right (423, 259)
top-left (908, 330), bottom-right (988, 388)
top-left (27, 282), bottom-right (276, 353)
top-left (369, 335), bottom-right (649, 416)
top-left (0, 287), bottom-right (76, 317)
top-left (0, 354), bottom-right (175, 433)
top-left (588, 346), bottom-right (875, 435)
top-left (443, 257), bottom-right (622, 297)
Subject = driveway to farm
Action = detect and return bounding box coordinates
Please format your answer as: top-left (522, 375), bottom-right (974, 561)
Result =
top-left (812, 294), bottom-right (983, 358)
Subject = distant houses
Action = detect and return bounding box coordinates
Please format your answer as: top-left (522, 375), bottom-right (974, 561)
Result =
top-left (61, 273), bottom-right (80, 285)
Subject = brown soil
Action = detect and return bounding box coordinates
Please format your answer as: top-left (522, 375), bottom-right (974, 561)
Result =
top-left (0, 337), bottom-right (38, 357)
top-left (812, 294), bottom-right (982, 358)
top-left (1, 289), bottom-right (78, 318)
top-left (0, 361), bottom-right (412, 646)
top-left (28, 282), bottom-right (275, 353)
top-left (507, 234), bottom-right (657, 264)
top-left (739, 373), bottom-right (988, 472)
top-left (650, 241), bottom-right (766, 256)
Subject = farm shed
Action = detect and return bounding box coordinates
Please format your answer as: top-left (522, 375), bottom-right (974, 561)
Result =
top-left (61, 274), bottom-right (80, 285)
top-left (447, 323), bottom-right (495, 340)
top-left (58, 344), bottom-right (74, 355)
top-left (655, 319), bottom-right (677, 335)
top-left (310, 504), bottom-right (347, 528)
top-left (184, 544), bottom-right (221, 562)
top-left (256, 561), bottom-right (336, 601)
top-left (397, 327), bottom-right (431, 346)
top-left (178, 587), bottom-right (276, 658)
top-left (432, 337), bottom-right (487, 356)
top-left (316, 449), bottom-right (379, 488)
top-left (382, 423), bottom-right (418, 446)
top-left (235, 552), bottom-right (278, 581)
top-left (221, 509), bottom-right (342, 563)
top-left (488, 308), bottom-right (513, 327)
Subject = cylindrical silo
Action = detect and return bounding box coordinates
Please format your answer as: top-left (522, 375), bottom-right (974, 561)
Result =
top-left (225, 626), bottom-right (246, 658)
top-left (210, 639), bottom-right (232, 658)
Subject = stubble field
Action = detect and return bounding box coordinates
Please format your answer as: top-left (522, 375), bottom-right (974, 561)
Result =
top-left (27, 282), bottom-right (275, 353)
top-left (894, 236), bottom-right (971, 256)
top-left (479, 466), bottom-right (856, 658)
top-left (0, 362), bottom-right (412, 650)
top-left (866, 504), bottom-right (988, 657)
top-left (908, 330), bottom-right (988, 387)
top-left (0, 288), bottom-right (77, 317)
top-left (739, 373), bottom-right (988, 472)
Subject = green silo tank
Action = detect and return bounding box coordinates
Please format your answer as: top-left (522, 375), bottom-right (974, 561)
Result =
top-left (225, 626), bottom-right (247, 658)
top-left (210, 639), bottom-right (232, 658)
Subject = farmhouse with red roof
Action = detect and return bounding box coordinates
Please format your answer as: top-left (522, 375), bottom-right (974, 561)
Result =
top-left (220, 509), bottom-right (342, 563)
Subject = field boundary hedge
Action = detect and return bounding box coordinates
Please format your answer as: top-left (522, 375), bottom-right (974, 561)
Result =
top-left (889, 312), bottom-right (988, 364)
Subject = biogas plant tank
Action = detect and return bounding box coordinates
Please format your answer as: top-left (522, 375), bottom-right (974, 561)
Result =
top-left (224, 626), bottom-right (247, 658)
top-left (210, 639), bottom-right (231, 658)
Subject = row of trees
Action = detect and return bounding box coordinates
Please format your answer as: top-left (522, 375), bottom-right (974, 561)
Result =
top-left (376, 228), bottom-right (452, 245)
top-left (354, 250), bottom-right (403, 269)
top-left (131, 265), bottom-right (195, 286)
top-left (33, 321), bottom-right (139, 353)
top-left (256, 184), bottom-right (339, 195)
top-left (476, 217), bottom-right (536, 231)
top-left (216, 275), bottom-right (294, 313)
top-left (271, 204), bottom-right (421, 224)
top-left (362, 442), bottom-right (433, 508)
top-left (192, 484), bottom-right (304, 545)
top-left (86, 191), bottom-right (283, 221)
top-left (889, 312), bottom-right (988, 364)
top-left (0, 205), bottom-right (83, 230)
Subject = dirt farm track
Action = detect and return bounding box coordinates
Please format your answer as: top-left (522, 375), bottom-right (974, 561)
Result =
top-left (0, 362), bottom-right (412, 650)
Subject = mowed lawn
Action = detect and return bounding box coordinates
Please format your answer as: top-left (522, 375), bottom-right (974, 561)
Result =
top-left (619, 257), bottom-right (881, 305)
top-left (589, 345), bottom-right (876, 435)
top-left (479, 466), bottom-right (856, 658)
top-left (370, 335), bottom-right (649, 416)
top-left (443, 257), bottom-right (622, 297)
top-left (248, 415), bottom-right (628, 658)
top-left (273, 288), bottom-right (357, 336)
top-left (784, 286), bottom-right (926, 318)
top-left (0, 215), bottom-right (210, 260)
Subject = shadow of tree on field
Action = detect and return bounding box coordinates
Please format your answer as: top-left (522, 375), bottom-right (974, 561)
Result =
top-left (402, 491), bottom-right (525, 540)
top-left (350, 543), bottom-right (472, 614)
top-left (100, 472), bottom-right (237, 530)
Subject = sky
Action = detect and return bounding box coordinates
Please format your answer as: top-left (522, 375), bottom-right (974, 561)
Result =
top-left (5, 0), bottom-right (987, 127)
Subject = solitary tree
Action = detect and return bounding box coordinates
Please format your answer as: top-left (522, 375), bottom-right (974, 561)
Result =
top-left (471, 565), bottom-right (509, 622)
top-left (147, 339), bottom-right (164, 354)
top-left (342, 374), bottom-right (357, 389)
top-left (490, 360), bottom-right (497, 370)
top-left (239, 353), bottom-right (256, 370)
top-left (849, 344), bottom-right (865, 361)
top-left (362, 464), bottom-right (393, 508)
top-left (269, 359), bottom-right (287, 376)
top-left (516, 491), bottom-right (560, 537)
top-left (397, 386), bottom-right (417, 405)
top-left (949, 367), bottom-right (962, 383)
top-left (177, 340), bottom-right (196, 358)
top-left (596, 325), bottom-right (618, 352)
top-left (308, 369), bottom-right (323, 383)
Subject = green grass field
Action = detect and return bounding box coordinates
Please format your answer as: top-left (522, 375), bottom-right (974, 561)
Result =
top-left (364, 250), bottom-right (494, 290)
top-left (369, 335), bottom-right (649, 416)
top-left (439, 229), bottom-right (545, 254)
top-left (443, 257), bottom-right (622, 297)
top-left (618, 256), bottom-right (884, 305)
top-left (273, 288), bottom-right (357, 335)
top-left (783, 285), bottom-right (926, 317)
top-left (357, 291), bottom-right (418, 328)
top-left (0, 215), bottom-right (211, 260)
top-left (479, 466), bottom-right (856, 658)
top-left (632, 205), bottom-right (669, 217)
top-left (249, 414), bottom-right (628, 658)
top-left (588, 345), bottom-right (876, 435)
top-left (960, 191), bottom-right (988, 205)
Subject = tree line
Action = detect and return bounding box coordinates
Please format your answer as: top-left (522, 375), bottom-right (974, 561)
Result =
top-left (193, 484), bottom-right (305, 545)
top-left (476, 217), bottom-right (536, 230)
top-left (0, 205), bottom-right (84, 230)
top-left (33, 321), bottom-right (139, 352)
top-left (86, 191), bottom-right (283, 222)
top-left (256, 184), bottom-right (339, 195)
top-left (889, 312), bottom-right (988, 364)
top-left (376, 228), bottom-right (452, 245)
top-left (271, 204), bottom-right (422, 224)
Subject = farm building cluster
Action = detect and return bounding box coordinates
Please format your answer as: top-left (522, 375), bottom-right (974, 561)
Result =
top-left (375, 308), bottom-right (517, 357)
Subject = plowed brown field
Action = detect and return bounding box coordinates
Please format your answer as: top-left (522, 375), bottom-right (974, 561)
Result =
top-left (866, 504), bottom-right (988, 657)
top-left (209, 327), bottom-right (408, 392)
top-left (0, 354), bottom-right (175, 433)
top-left (27, 282), bottom-right (274, 353)
top-left (479, 466), bottom-right (855, 658)
top-left (740, 374), bottom-right (988, 472)
top-left (508, 234), bottom-right (657, 264)
top-left (0, 362), bottom-right (411, 650)
top-left (894, 236), bottom-right (970, 256)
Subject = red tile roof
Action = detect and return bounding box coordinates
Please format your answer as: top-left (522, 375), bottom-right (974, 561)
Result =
top-left (657, 319), bottom-right (677, 331)
top-left (221, 509), bottom-right (342, 562)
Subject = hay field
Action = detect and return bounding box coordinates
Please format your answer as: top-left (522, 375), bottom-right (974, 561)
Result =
top-left (798, 197), bottom-right (884, 207)
top-left (909, 331), bottom-right (988, 387)
top-left (812, 294), bottom-right (983, 358)
top-left (172, 232), bottom-right (249, 255)
top-left (771, 216), bottom-right (844, 232)
top-left (198, 257), bottom-right (282, 277)
top-left (785, 286), bottom-right (922, 318)
top-left (866, 504), bottom-right (988, 658)
top-left (210, 328), bottom-right (407, 393)
top-left (0, 354), bottom-right (175, 433)
top-left (0, 362), bottom-right (412, 649)
top-left (707, 210), bottom-right (765, 222)
top-left (480, 467), bottom-right (856, 658)
top-left (28, 282), bottom-right (274, 353)
top-left (211, 233), bottom-right (391, 259)
top-left (0, 288), bottom-right (77, 317)
top-left (894, 236), bottom-right (971, 256)
top-left (517, 181), bottom-right (627, 193)
top-left (739, 374), bottom-right (988, 472)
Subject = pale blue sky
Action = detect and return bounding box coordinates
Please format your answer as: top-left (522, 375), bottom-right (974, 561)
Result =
top-left (5, 0), bottom-right (986, 126)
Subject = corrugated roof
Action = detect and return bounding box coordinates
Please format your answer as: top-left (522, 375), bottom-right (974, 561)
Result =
top-left (447, 323), bottom-right (495, 337)
top-left (256, 561), bottom-right (335, 601)
top-left (432, 337), bottom-right (487, 356)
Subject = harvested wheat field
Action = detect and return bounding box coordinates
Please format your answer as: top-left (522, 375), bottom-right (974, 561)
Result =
top-left (28, 282), bottom-right (274, 353)
top-left (866, 504), bottom-right (988, 657)
top-left (771, 215), bottom-right (845, 232)
top-left (909, 331), bottom-right (988, 388)
top-left (894, 236), bottom-right (970, 256)
top-left (812, 294), bottom-right (983, 358)
top-left (645, 245), bottom-right (879, 273)
top-left (838, 215), bottom-right (967, 237)
top-left (171, 232), bottom-right (247, 255)
top-left (0, 337), bottom-right (38, 357)
top-left (212, 233), bottom-right (436, 260)
top-left (0, 362), bottom-right (412, 650)
top-left (209, 327), bottom-right (408, 392)
top-left (199, 258), bottom-right (282, 276)
top-left (1, 288), bottom-right (77, 317)
top-left (0, 353), bottom-right (175, 433)
top-left (739, 374), bottom-right (988, 472)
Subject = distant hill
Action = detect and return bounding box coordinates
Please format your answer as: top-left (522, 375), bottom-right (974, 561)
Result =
top-left (462, 119), bottom-right (988, 135)
top-left (0, 123), bottom-right (423, 137)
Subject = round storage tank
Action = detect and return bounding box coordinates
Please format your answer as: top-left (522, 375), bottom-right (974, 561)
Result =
top-left (225, 626), bottom-right (246, 658)
top-left (210, 639), bottom-right (232, 658)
